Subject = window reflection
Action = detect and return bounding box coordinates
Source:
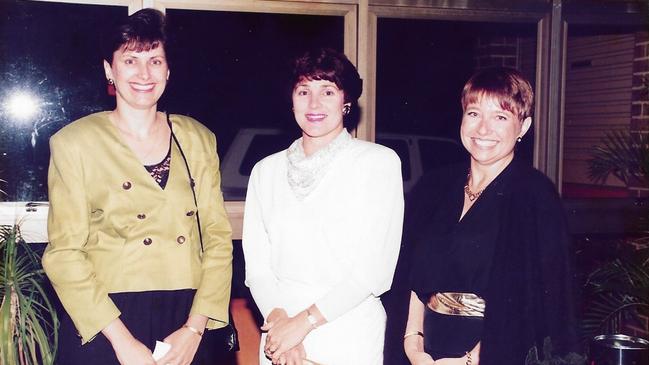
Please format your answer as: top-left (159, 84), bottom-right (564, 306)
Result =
top-left (0, 1), bottom-right (125, 201)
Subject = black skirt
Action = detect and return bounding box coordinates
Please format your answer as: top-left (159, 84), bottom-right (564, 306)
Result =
top-left (56, 289), bottom-right (234, 365)
top-left (423, 307), bottom-right (483, 359)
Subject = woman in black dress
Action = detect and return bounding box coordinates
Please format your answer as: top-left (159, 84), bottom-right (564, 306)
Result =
top-left (403, 67), bottom-right (577, 365)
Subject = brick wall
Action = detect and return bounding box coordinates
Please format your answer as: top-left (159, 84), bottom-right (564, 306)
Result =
top-left (631, 31), bottom-right (649, 132)
top-left (474, 36), bottom-right (519, 70)
top-left (629, 31), bottom-right (649, 197)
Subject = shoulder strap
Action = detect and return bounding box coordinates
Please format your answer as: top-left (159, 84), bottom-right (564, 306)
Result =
top-left (167, 113), bottom-right (204, 252)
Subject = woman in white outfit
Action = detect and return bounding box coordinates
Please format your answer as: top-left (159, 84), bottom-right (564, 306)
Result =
top-left (242, 48), bottom-right (404, 365)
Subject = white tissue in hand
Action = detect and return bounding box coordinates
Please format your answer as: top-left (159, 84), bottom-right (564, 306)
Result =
top-left (152, 340), bottom-right (171, 360)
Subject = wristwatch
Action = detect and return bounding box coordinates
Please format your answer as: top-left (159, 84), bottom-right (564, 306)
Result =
top-left (306, 309), bottom-right (318, 329)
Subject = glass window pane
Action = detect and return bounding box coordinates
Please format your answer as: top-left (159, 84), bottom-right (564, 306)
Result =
top-left (0, 6), bottom-right (343, 202)
top-left (376, 18), bottom-right (537, 194)
top-left (0, 1), bottom-right (127, 201)
top-left (163, 9), bottom-right (344, 200)
top-left (418, 137), bottom-right (466, 173)
top-left (562, 24), bottom-right (648, 198)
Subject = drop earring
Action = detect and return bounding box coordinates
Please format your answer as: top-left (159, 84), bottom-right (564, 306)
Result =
top-left (107, 79), bottom-right (116, 96)
top-left (342, 105), bottom-right (351, 116)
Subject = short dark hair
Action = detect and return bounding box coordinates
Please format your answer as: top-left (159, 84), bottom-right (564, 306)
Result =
top-left (461, 67), bottom-right (534, 121)
top-left (291, 48), bottom-right (363, 129)
top-left (103, 8), bottom-right (168, 64)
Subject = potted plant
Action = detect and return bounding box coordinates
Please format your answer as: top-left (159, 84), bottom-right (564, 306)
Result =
top-left (582, 245), bottom-right (649, 338)
top-left (0, 223), bottom-right (58, 365)
top-left (581, 130), bottom-right (649, 339)
top-left (525, 337), bottom-right (586, 365)
top-left (588, 130), bottom-right (649, 195)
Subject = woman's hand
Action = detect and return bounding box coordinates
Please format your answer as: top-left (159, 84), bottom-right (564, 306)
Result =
top-left (156, 314), bottom-right (207, 365)
top-left (155, 326), bottom-right (201, 365)
top-left (434, 346), bottom-right (480, 365)
top-left (112, 337), bottom-right (156, 365)
top-left (102, 318), bottom-right (155, 365)
top-left (272, 343), bottom-right (307, 365)
top-left (266, 308), bottom-right (289, 325)
top-left (262, 311), bottom-right (312, 362)
top-left (407, 351), bottom-right (435, 365)
top-left (262, 307), bottom-right (289, 359)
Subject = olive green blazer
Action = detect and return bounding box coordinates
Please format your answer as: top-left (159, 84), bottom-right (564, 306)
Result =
top-left (43, 112), bottom-right (232, 343)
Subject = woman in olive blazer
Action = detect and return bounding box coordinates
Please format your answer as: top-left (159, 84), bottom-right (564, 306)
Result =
top-left (42, 9), bottom-right (232, 365)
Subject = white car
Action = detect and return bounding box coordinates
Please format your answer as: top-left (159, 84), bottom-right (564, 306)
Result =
top-left (220, 128), bottom-right (466, 200)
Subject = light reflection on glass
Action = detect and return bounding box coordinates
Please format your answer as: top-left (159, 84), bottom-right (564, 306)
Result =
top-left (0, 1), bottom-right (125, 201)
top-left (5, 91), bottom-right (39, 120)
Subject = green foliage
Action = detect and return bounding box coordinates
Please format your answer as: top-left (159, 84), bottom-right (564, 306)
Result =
top-left (525, 337), bottom-right (586, 365)
top-left (581, 247), bottom-right (649, 340)
top-left (0, 225), bottom-right (58, 365)
top-left (583, 125), bottom-right (649, 347)
top-left (588, 130), bottom-right (649, 188)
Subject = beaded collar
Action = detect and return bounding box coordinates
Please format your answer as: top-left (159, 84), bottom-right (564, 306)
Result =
top-left (286, 129), bottom-right (352, 200)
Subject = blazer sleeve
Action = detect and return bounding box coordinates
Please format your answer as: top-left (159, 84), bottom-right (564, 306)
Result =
top-left (242, 163), bottom-right (280, 318)
top-left (191, 132), bottom-right (233, 329)
top-left (315, 148), bottom-right (405, 321)
top-left (42, 133), bottom-right (121, 344)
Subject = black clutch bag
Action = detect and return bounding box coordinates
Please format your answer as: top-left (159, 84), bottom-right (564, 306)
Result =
top-left (212, 316), bottom-right (239, 353)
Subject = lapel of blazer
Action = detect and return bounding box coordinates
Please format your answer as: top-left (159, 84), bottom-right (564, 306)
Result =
top-left (96, 112), bottom-right (184, 201)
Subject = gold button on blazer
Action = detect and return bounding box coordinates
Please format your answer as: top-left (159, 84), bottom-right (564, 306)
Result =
top-left (43, 112), bottom-right (233, 343)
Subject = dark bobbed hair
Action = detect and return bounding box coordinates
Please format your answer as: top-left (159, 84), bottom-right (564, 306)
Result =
top-left (461, 67), bottom-right (534, 122)
top-left (291, 48), bottom-right (363, 130)
top-left (102, 8), bottom-right (168, 65)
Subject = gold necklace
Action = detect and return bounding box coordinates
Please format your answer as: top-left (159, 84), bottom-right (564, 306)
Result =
top-left (464, 170), bottom-right (483, 202)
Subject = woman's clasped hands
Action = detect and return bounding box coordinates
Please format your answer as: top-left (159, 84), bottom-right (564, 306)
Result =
top-left (262, 308), bottom-right (313, 365)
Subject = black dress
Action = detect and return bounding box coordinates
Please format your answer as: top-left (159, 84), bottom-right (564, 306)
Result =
top-left (408, 161), bottom-right (510, 359)
top-left (56, 289), bottom-right (232, 365)
top-left (407, 158), bottom-right (579, 364)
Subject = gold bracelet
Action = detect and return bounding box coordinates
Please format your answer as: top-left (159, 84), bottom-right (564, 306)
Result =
top-left (465, 351), bottom-right (472, 365)
top-left (183, 324), bottom-right (203, 337)
top-left (403, 331), bottom-right (424, 340)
